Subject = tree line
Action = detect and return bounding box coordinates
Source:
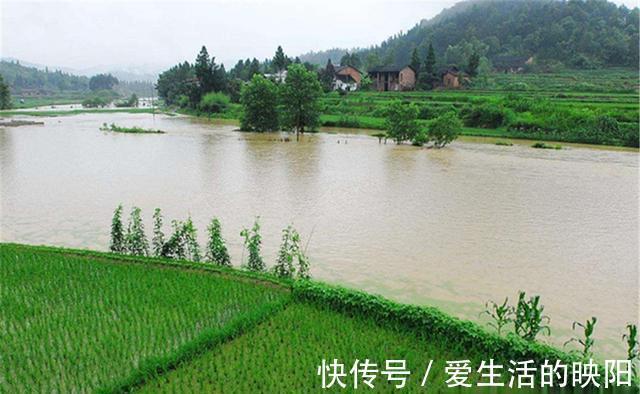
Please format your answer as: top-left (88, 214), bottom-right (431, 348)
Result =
top-left (109, 205), bottom-right (310, 280)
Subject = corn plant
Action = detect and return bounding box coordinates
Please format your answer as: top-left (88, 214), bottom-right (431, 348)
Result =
top-left (240, 218), bottom-right (265, 272)
top-left (564, 317), bottom-right (597, 359)
top-left (205, 217), bottom-right (230, 266)
top-left (125, 206), bottom-right (149, 256)
top-left (273, 225), bottom-right (298, 278)
top-left (514, 291), bottom-right (551, 341)
top-left (182, 216), bottom-right (201, 262)
top-left (623, 324), bottom-right (639, 377)
top-left (296, 249), bottom-right (311, 280)
top-left (109, 204), bottom-right (125, 253)
top-left (162, 220), bottom-right (188, 259)
top-left (152, 208), bottom-right (165, 257)
top-left (481, 297), bottom-right (514, 335)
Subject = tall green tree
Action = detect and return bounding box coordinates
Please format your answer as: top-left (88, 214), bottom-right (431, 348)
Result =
top-left (240, 74), bottom-right (280, 132)
top-left (319, 59), bottom-right (336, 92)
top-left (280, 64), bottom-right (323, 140)
top-left (418, 43), bottom-right (437, 90)
top-left (467, 51), bottom-right (480, 77)
top-left (0, 75), bottom-right (11, 109)
top-left (272, 45), bottom-right (289, 73)
top-left (89, 74), bottom-right (118, 91)
top-left (410, 48), bottom-right (421, 74)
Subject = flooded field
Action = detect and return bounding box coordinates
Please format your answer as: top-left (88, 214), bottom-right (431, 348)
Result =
top-left (0, 112), bottom-right (637, 357)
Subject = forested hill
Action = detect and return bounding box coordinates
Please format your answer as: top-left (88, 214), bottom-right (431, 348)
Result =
top-left (0, 60), bottom-right (89, 94)
top-left (299, 0), bottom-right (639, 70)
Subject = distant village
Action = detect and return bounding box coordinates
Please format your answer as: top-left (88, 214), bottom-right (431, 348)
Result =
top-left (266, 55), bottom-right (533, 92)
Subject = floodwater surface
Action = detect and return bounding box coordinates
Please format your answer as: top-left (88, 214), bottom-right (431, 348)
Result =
top-left (1, 112), bottom-right (637, 358)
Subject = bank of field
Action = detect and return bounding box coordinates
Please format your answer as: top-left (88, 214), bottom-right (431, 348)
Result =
top-left (0, 244), bottom-right (584, 392)
top-left (0, 244), bottom-right (288, 392)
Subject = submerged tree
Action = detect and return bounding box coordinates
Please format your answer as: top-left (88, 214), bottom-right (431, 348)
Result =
top-left (385, 101), bottom-right (420, 144)
top-left (280, 64), bottom-right (323, 140)
top-left (152, 208), bottom-right (165, 257)
top-left (240, 74), bottom-right (279, 132)
top-left (109, 204), bottom-right (125, 253)
top-left (206, 217), bottom-right (231, 266)
top-left (125, 206), bottom-right (149, 256)
top-left (241, 218), bottom-right (265, 272)
top-left (427, 112), bottom-right (461, 148)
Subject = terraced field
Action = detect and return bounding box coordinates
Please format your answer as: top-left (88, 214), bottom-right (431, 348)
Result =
top-left (0, 244), bottom-right (625, 392)
top-left (0, 244), bottom-right (288, 392)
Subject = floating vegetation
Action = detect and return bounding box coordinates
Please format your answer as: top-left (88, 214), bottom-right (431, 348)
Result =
top-left (495, 140), bottom-right (513, 146)
top-left (100, 122), bottom-right (165, 134)
top-left (531, 142), bottom-right (562, 149)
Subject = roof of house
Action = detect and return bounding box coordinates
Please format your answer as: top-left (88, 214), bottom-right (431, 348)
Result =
top-left (368, 65), bottom-right (415, 73)
top-left (335, 65), bottom-right (362, 74)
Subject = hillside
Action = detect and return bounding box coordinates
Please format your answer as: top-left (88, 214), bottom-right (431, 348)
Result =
top-left (299, 0), bottom-right (639, 71)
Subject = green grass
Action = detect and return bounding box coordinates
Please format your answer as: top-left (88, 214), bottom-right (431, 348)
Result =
top-left (0, 107), bottom-right (158, 117)
top-left (0, 244), bottom-right (288, 392)
top-left (138, 302), bottom-right (477, 392)
top-left (1, 244), bottom-right (627, 392)
top-left (100, 123), bottom-right (165, 134)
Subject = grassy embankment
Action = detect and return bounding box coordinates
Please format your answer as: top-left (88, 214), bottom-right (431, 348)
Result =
top-left (1, 243), bottom-right (588, 393)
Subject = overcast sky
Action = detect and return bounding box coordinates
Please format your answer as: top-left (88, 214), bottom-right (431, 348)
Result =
top-left (1, 0), bottom-right (638, 72)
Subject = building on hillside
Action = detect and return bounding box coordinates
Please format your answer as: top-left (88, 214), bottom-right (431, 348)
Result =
top-left (442, 67), bottom-right (462, 89)
top-left (368, 65), bottom-right (416, 91)
top-left (264, 70), bottom-right (287, 83)
top-left (493, 55), bottom-right (534, 73)
top-left (332, 65), bottom-right (362, 91)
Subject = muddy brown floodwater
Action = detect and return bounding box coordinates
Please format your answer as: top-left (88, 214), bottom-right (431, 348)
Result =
top-left (1, 112), bottom-right (637, 358)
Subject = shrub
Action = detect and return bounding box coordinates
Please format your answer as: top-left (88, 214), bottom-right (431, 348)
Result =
top-left (462, 103), bottom-right (513, 129)
top-left (428, 112), bottom-right (461, 148)
top-left (385, 100), bottom-right (420, 144)
top-left (199, 92), bottom-right (230, 114)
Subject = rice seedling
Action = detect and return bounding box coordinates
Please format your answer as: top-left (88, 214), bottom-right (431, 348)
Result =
top-left (137, 303), bottom-right (483, 393)
top-left (152, 208), bottom-right (165, 257)
top-left (0, 244), bottom-right (288, 393)
top-left (623, 324), bottom-right (639, 378)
